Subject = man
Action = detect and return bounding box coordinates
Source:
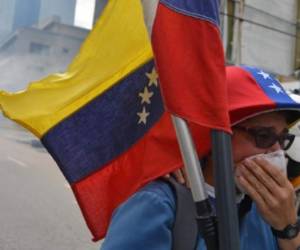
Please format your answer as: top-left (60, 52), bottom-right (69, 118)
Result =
top-left (101, 65), bottom-right (300, 250)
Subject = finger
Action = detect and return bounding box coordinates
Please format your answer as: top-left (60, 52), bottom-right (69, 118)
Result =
top-left (245, 160), bottom-right (297, 214)
top-left (253, 157), bottom-right (287, 187)
top-left (181, 167), bottom-right (191, 188)
top-left (239, 164), bottom-right (277, 206)
top-left (250, 158), bottom-right (295, 199)
top-left (237, 174), bottom-right (267, 210)
top-left (243, 159), bottom-right (280, 195)
top-left (173, 169), bottom-right (185, 184)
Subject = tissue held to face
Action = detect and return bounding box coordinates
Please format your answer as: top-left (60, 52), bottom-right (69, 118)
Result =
top-left (235, 150), bottom-right (287, 193)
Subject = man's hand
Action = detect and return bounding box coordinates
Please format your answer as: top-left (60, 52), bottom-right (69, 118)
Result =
top-left (236, 157), bottom-right (300, 249)
top-left (164, 168), bottom-right (190, 187)
top-left (236, 157), bottom-right (297, 229)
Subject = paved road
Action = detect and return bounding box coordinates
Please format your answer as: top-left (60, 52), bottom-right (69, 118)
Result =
top-left (0, 119), bottom-right (101, 250)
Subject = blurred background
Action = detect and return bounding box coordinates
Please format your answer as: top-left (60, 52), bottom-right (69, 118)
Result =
top-left (1, 0), bottom-right (300, 249)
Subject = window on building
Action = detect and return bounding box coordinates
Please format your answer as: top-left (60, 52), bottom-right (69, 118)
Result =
top-left (29, 42), bottom-right (50, 55)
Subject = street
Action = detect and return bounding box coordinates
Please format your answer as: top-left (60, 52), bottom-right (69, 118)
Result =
top-left (0, 118), bottom-right (101, 250)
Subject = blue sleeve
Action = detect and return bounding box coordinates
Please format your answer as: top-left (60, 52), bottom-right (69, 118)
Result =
top-left (101, 182), bottom-right (176, 250)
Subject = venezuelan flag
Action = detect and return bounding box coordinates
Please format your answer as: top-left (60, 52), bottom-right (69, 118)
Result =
top-left (0, 0), bottom-right (212, 240)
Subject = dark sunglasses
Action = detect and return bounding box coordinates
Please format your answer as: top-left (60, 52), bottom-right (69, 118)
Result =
top-left (234, 126), bottom-right (295, 150)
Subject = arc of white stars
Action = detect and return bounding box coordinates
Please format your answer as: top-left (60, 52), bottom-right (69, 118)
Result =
top-left (268, 82), bottom-right (283, 94)
top-left (146, 68), bottom-right (158, 87)
top-left (137, 107), bottom-right (150, 125)
top-left (139, 86), bottom-right (154, 104)
top-left (257, 70), bottom-right (271, 80)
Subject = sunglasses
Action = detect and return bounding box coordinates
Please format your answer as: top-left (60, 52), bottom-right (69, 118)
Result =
top-left (234, 126), bottom-right (295, 150)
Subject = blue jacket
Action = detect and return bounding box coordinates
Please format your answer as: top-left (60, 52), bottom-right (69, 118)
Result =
top-left (101, 180), bottom-right (279, 250)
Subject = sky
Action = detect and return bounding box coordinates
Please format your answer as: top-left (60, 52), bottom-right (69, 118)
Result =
top-left (74, 0), bottom-right (96, 29)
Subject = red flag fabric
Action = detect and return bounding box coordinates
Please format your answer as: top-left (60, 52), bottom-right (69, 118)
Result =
top-left (152, 0), bottom-right (230, 132)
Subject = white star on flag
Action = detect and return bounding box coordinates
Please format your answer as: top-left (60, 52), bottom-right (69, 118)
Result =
top-left (139, 87), bottom-right (154, 104)
top-left (146, 68), bottom-right (158, 87)
top-left (137, 107), bottom-right (150, 125)
top-left (269, 83), bottom-right (283, 94)
top-left (258, 70), bottom-right (271, 80)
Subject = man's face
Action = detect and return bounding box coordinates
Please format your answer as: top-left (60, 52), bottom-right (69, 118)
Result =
top-left (231, 112), bottom-right (288, 165)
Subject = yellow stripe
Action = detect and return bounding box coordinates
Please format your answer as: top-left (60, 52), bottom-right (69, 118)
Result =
top-left (0, 0), bottom-right (153, 137)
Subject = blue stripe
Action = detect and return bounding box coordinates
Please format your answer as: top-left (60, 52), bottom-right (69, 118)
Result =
top-left (160, 0), bottom-right (220, 26)
top-left (242, 66), bottom-right (298, 108)
top-left (42, 60), bottom-right (164, 183)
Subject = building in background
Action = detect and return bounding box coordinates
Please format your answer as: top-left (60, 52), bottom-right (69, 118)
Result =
top-left (0, 17), bottom-right (88, 91)
top-left (13, 0), bottom-right (41, 31)
top-left (221, 0), bottom-right (300, 93)
top-left (222, 0), bottom-right (299, 78)
top-left (0, 0), bottom-right (75, 42)
top-left (1, 0), bottom-right (299, 90)
top-left (39, 0), bottom-right (75, 26)
top-left (0, 0), bottom-right (39, 41)
top-left (0, 0), bottom-right (111, 92)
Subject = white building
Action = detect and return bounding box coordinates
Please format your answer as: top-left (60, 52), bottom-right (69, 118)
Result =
top-left (222, 0), bottom-right (298, 77)
top-left (0, 0), bottom-right (40, 40)
top-left (0, 0), bottom-right (75, 43)
top-left (0, 17), bottom-right (88, 91)
top-left (39, 0), bottom-right (75, 26)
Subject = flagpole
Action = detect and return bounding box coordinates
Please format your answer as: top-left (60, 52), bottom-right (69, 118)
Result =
top-left (211, 130), bottom-right (240, 250)
top-left (172, 116), bottom-right (241, 250)
top-left (172, 116), bottom-right (218, 250)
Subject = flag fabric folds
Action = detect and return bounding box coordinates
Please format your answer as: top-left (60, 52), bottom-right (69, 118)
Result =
top-left (0, 0), bottom-right (225, 240)
top-left (0, 0), bottom-right (155, 240)
top-left (152, 0), bottom-right (231, 132)
top-left (0, 0), bottom-right (153, 136)
top-left (0, 0), bottom-right (212, 241)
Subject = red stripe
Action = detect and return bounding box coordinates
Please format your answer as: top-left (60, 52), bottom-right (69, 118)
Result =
top-left (71, 112), bottom-right (210, 240)
top-left (152, 3), bottom-right (230, 132)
